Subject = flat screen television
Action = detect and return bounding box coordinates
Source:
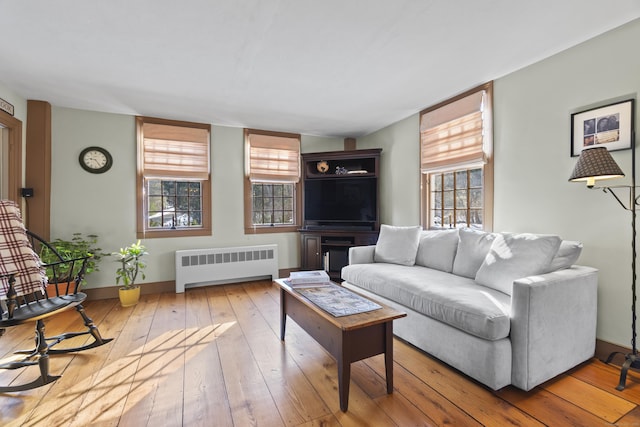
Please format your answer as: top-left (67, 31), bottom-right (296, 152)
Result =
top-left (304, 177), bottom-right (377, 229)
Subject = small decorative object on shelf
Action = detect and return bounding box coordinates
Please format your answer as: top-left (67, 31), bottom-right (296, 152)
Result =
top-left (317, 160), bottom-right (329, 173)
top-left (335, 166), bottom-right (348, 175)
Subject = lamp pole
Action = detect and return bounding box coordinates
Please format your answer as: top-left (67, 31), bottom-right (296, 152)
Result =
top-left (605, 136), bottom-right (638, 390)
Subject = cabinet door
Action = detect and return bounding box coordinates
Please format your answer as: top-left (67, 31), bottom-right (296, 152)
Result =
top-left (302, 235), bottom-right (322, 270)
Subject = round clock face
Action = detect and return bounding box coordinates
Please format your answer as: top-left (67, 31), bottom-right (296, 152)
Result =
top-left (317, 160), bottom-right (329, 173)
top-left (79, 146), bottom-right (113, 174)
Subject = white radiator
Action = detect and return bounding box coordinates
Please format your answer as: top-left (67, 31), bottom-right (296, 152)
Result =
top-left (175, 244), bottom-right (278, 293)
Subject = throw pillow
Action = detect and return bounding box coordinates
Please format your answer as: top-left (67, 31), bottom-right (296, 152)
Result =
top-left (544, 240), bottom-right (583, 273)
top-left (475, 233), bottom-right (562, 295)
top-left (374, 224), bottom-right (422, 266)
top-left (452, 228), bottom-right (497, 279)
top-left (415, 229), bottom-right (459, 273)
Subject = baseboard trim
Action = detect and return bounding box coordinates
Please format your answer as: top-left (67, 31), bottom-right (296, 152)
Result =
top-left (83, 268), bottom-right (295, 300)
top-left (595, 339), bottom-right (632, 366)
top-left (83, 281), bottom-right (175, 300)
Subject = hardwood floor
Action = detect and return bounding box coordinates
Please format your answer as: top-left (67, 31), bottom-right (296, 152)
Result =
top-left (2, 280), bottom-right (640, 426)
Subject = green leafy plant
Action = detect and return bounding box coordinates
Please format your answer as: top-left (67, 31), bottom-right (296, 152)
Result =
top-left (113, 240), bottom-right (148, 290)
top-left (39, 233), bottom-right (107, 287)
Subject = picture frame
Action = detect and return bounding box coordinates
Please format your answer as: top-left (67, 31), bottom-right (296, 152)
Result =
top-left (570, 98), bottom-right (635, 157)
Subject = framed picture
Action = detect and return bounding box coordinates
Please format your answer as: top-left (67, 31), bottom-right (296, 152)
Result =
top-left (570, 98), bottom-right (635, 157)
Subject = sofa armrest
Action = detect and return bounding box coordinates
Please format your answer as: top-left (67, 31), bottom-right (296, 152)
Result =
top-left (510, 265), bottom-right (598, 390)
top-left (348, 245), bottom-right (376, 264)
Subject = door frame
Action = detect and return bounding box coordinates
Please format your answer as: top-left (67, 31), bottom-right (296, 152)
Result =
top-left (0, 109), bottom-right (22, 203)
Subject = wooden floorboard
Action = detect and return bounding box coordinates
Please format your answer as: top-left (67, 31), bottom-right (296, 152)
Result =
top-left (1, 280), bottom-right (639, 426)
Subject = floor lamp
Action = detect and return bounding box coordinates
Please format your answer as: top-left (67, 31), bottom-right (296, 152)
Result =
top-left (569, 145), bottom-right (637, 390)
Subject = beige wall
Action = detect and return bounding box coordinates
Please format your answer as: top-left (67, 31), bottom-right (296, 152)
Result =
top-left (49, 107), bottom-right (344, 289)
top-left (359, 18), bottom-right (640, 347)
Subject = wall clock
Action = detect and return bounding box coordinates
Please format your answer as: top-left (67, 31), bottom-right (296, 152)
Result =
top-left (79, 146), bottom-right (113, 174)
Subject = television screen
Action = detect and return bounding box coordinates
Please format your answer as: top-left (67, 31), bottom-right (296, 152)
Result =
top-left (304, 177), bottom-right (377, 224)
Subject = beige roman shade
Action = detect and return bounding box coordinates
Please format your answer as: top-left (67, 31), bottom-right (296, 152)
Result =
top-left (420, 90), bottom-right (486, 172)
top-left (246, 131), bottom-right (300, 183)
top-left (141, 122), bottom-right (210, 180)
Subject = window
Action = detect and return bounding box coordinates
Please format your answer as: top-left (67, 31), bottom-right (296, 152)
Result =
top-left (136, 116), bottom-right (211, 238)
top-left (420, 82), bottom-right (493, 230)
top-left (244, 129), bottom-right (301, 234)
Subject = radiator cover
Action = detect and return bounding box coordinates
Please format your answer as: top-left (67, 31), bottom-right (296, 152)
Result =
top-left (175, 244), bottom-right (278, 293)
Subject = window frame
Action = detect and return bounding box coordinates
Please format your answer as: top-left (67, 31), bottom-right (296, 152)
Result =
top-left (136, 116), bottom-right (212, 239)
top-left (420, 82), bottom-right (494, 231)
top-left (244, 128), bottom-right (302, 234)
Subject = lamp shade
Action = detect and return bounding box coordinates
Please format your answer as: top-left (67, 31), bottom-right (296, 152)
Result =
top-left (569, 146), bottom-right (625, 187)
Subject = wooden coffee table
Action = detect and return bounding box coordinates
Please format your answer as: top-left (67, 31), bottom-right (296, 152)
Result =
top-left (275, 279), bottom-right (406, 412)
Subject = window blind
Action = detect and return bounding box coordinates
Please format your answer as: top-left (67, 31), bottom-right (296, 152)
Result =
top-left (420, 90), bottom-right (485, 172)
top-left (142, 122), bottom-right (210, 180)
top-left (246, 132), bottom-right (300, 183)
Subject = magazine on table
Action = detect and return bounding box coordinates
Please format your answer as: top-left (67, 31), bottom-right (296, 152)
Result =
top-left (287, 270), bottom-right (331, 287)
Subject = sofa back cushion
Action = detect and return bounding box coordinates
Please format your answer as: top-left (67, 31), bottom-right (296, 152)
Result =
top-left (452, 228), bottom-right (497, 279)
top-left (415, 229), bottom-right (459, 273)
top-left (374, 224), bottom-right (422, 266)
top-left (544, 240), bottom-right (583, 273)
top-left (475, 233), bottom-right (562, 295)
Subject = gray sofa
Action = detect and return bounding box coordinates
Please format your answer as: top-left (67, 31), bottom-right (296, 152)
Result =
top-left (341, 225), bottom-right (598, 391)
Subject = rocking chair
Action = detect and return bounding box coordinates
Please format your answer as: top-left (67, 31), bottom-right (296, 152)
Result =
top-left (0, 200), bottom-right (112, 392)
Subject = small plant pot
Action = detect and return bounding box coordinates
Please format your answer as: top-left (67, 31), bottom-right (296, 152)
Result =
top-left (45, 281), bottom-right (77, 297)
top-left (118, 286), bottom-right (141, 307)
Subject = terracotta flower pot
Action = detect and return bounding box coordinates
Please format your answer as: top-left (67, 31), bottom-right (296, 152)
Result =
top-left (118, 286), bottom-right (141, 307)
top-left (45, 281), bottom-right (77, 297)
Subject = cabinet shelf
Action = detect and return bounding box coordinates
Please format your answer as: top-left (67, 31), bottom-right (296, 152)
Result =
top-left (300, 149), bottom-right (381, 279)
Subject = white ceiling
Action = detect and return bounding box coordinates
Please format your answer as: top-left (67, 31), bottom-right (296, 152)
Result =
top-left (1, 1), bottom-right (639, 138)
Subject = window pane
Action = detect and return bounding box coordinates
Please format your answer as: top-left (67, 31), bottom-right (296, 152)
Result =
top-left (148, 180), bottom-right (162, 195)
top-left (148, 196), bottom-right (163, 211)
top-left (251, 182), bottom-right (295, 226)
top-left (177, 182), bottom-right (189, 195)
top-left (433, 192), bottom-right (442, 209)
top-left (189, 182), bottom-right (201, 195)
top-left (177, 196), bottom-right (189, 210)
top-left (443, 191), bottom-right (454, 209)
top-left (443, 173), bottom-right (454, 190)
top-left (456, 211), bottom-right (467, 227)
top-left (274, 197), bottom-right (283, 211)
top-left (162, 181), bottom-right (176, 195)
top-left (146, 180), bottom-right (203, 229)
top-left (433, 174), bottom-right (442, 191)
top-left (456, 189), bottom-right (467, 208)
top-left (442, 210), bottom-right (453, 227)
top-left (470, 189), bottom-right (483, 208)
top-left (470, 168), bottom-right (482, 187)
top-left (429, 167), bottom-right (483, 229)
top-left (456, 170), bottom-right (467, 188)
top-left (432, 210), bottom-right (442, 227)
top-left (470, 209), bottom-right (483, 229)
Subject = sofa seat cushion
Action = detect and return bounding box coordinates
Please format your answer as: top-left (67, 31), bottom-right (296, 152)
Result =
top-left (342, 263), bottom-right (511, 340)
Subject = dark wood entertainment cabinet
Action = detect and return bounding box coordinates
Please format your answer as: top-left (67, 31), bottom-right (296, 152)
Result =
top-left (299, 149), bottom-right (381, 280)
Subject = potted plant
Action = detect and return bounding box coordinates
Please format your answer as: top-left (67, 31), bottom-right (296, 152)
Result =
top-left (39, 233), bottom-right (107, 296)
top-left (113, 240), bottom-right (148, 307)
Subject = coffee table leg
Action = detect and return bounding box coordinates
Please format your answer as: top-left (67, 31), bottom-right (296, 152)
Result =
top-left (280, 288), bottom-right (286, 341)
top-left (385, 321), bottom-right (393, 394)
top-left (338, 358), bottom-right (350, 412)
